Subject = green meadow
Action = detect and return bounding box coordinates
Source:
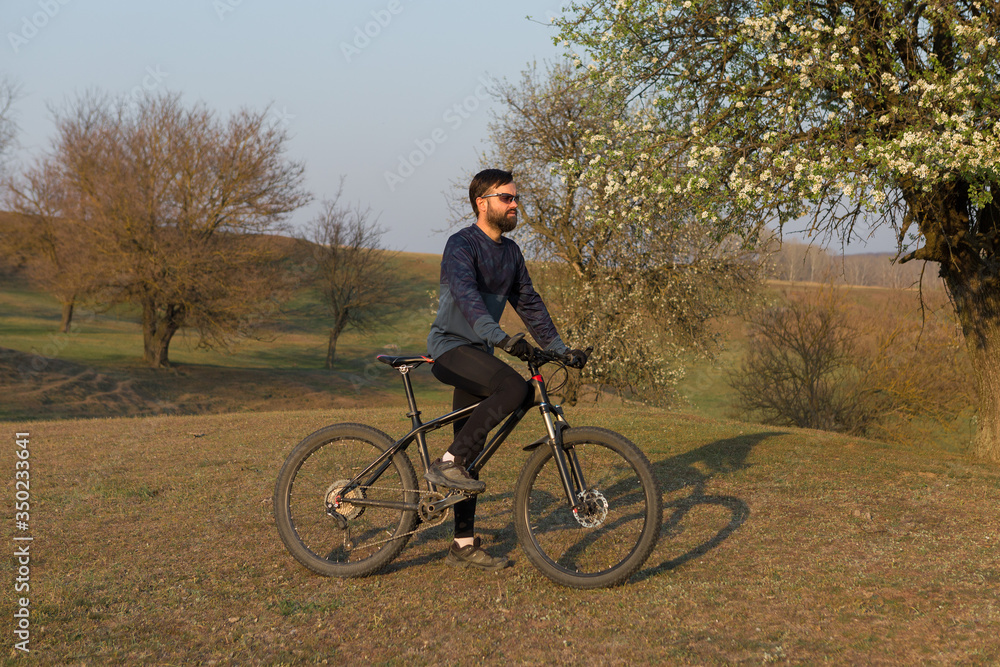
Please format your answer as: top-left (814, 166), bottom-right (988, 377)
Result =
top-left (1, 251), bottom-right (993, 664)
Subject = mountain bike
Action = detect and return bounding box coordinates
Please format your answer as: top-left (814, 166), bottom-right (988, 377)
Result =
top-left (273, 342), bottom-right (662, 589)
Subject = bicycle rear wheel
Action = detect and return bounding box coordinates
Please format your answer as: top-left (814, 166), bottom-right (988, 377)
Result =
top-left (514, 426), bottom-right (662, 589)
top-left (274, 423), bottom-right (418, 577)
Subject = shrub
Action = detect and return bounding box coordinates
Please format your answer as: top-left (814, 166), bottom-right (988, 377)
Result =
top-left (729, 287), bottom-right (973, 444)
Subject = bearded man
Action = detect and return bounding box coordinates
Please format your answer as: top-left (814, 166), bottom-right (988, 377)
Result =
top-left (424, 168), bottom-right (587, 570)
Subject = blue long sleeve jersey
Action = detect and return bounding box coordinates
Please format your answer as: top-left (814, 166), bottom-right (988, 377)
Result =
top-left (427, 225), bottom-right (567, 359)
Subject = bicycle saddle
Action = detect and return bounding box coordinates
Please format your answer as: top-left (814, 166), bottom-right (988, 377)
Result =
top-left (375, 354), bottom-right (434, 368)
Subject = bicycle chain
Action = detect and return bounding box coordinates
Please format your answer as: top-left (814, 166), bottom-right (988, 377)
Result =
top-left (333, 484), bottom-right (457, 553)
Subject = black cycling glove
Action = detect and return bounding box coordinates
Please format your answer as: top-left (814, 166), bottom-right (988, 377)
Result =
top-left (566, 348), bottom-right (589, 369)
top-left (499, 335), bottom-right (533, 361)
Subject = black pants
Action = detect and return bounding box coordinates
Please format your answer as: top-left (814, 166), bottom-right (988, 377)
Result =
top-left (431, 345), bottom-right (533, 538)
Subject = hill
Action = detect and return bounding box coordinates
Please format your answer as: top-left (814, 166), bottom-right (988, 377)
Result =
top-left (4, 406), bottom-right (997, 663)
top-left (0, 240), bottom-right (973, 454)
top-left (0, 247), bottom-right (450, 420)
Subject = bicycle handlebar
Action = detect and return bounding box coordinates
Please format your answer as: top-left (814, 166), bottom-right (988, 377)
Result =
top-left (528, 345), bottom-right (593, 369)
top-left (500, 332), bottom-right (592, 369)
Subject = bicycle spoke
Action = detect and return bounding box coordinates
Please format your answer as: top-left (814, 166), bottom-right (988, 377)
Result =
top-left (515, 427), bottom-right (661, 588)
top-left (274, 424), bottom-right (418, 577)
top-left (530, 448), bottom-right (646, 571)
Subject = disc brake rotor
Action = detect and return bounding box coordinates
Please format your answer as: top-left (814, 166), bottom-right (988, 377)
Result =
top-left (573, 488), bottom-right (609, 528)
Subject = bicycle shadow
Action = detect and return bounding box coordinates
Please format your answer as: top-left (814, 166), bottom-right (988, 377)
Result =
top-left (386, 431), bottom-right (785, 578)
top-left (631, 431), bottom-right (786, 583)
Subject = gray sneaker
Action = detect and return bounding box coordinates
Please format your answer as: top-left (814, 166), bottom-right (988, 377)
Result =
top-left (424, 457), bottom-right (485, 494)
top-left (446, 537), bottom-right (511, 571)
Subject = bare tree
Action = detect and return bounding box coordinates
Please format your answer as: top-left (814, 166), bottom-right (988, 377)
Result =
top-left (0, 77), bottom-right (22, 278)
top-left (4, 158), bottom-right (97, 332)
top-left (0, 76), bottom-right (17, 174)
top-left (773, 241), bottom-right (811, 283)
top-left (480, 62), bottom-right (607, 274)
top-left (730, 287), bottom-right (971, 440)
top-left (44, 91), bottom-right (310, 367)
top-left (730, 291), bottom-right (861, 431)
top-left (307, 185), bottom-right (406, 368)
top-left (843, 254), bottom-right (868, 287)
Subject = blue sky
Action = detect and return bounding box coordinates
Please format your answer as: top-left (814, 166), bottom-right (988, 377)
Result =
top-left (1, 0), bottom-right (896, 255)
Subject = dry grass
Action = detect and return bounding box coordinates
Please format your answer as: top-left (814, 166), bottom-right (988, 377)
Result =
top-left (3, 404), bottom-right (999, 664)
top-left (679, 281), bottom-right (974, 453)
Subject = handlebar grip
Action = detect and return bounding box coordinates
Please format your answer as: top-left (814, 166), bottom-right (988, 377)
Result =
top-left (502, 332), bottom-right (525, 353)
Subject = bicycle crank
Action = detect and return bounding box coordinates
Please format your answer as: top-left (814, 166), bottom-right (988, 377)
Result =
top-left (326, 484), bottom-right (472, 552)
top-left (419, 492), bottom-right (471, 524)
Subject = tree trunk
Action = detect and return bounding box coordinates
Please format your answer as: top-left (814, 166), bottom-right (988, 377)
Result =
top-left (143, 301), bottom-right (183, 369)
top-left (943, 272), bottom-right (1000, 461)
top-left (325, 319), bottom-right (347, 369)
top-left (59, 300), bottom-right (74, 334)
top-left (325, 333), bottom-right (338, 369)
top-left (561, 371), bottom-right (581, 406)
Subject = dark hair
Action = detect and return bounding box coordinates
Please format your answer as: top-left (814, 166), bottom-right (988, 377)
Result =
top-left (468, 168), bottom-right (513, 217)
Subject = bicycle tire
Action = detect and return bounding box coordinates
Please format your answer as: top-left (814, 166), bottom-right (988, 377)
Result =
top-left (274, 423), bottom-right (418, 578)
top-left (514, 426), bottom-right (662, 589)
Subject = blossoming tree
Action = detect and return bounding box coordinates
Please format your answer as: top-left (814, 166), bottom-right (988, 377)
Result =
top-left (554, 0), bottom-right (1000, 460)
top-left (480, 62), bottom-right (760, 404)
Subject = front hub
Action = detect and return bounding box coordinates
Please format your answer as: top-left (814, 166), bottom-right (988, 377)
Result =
top-left (572, 488), bottom-right (608, 528)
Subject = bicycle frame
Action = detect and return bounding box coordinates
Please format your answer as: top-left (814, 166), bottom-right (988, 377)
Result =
top-left (337, 356), bottom-right (588, 515)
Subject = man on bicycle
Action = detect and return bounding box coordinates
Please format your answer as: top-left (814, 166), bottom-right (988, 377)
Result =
top-left (426, 168), bottom-right (587, 570)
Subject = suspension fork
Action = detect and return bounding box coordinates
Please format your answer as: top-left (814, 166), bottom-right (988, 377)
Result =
top-left (530, 367), bottom-right (587, 510)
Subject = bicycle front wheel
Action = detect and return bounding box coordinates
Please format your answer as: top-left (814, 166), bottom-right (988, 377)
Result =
top-left (274, 423), bottom-right (418, 578)
top-left (514, 426), bottom-right (662, 589)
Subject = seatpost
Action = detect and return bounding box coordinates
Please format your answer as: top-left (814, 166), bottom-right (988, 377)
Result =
top-left (398, 364), bottom-right (435, 477)
top-left (398, 365), bottom-right (422, 427)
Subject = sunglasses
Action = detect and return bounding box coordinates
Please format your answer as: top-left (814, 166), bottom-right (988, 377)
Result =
top-left (480, 193), bottom-right (520, 205)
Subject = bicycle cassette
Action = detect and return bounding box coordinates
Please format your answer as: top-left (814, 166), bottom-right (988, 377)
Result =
top-left (325, 480), bottom-right (365, 521)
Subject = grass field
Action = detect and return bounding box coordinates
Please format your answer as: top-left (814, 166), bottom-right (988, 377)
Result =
top-left (3, 406), bottom-right (998, 664)
top-left (1, 249), bottom-right (992, 662)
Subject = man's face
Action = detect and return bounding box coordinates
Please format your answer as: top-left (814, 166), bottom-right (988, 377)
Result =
top-left (482, 183), bottom-right (518, 234)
